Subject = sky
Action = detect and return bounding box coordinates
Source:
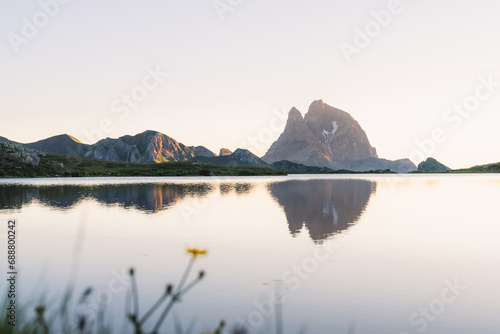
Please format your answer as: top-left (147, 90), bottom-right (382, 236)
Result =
top-left (1, 0), bottom-right (499, 169)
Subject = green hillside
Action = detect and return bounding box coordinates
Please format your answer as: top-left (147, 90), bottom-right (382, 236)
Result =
top-left (451, 162), bottom-right (500, 173)
top-left (0, 152), bottom-right (286, 178)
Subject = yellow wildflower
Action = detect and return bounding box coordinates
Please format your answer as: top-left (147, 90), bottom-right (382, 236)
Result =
top-left (187, 248), bottom-right (207, 259)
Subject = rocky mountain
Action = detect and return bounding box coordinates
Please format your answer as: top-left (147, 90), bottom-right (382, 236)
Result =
top-left (7, 130), bottom-right (217, 164)
top-left (25, 134), bottom-right (91, 157)
top-left (340, 157), bottom-right (416, 173)
top-left (192, 149), bottom-right (269, 167)
top-left (219, 148), bottom-right (233, 156)
top-left (85, 131), bottom-right (216, 163)
top-left (418, 158), bottom-right (451, 172)
top-left (263, 100), bottom-right (416, 173)
top-left (0, 142), bottom-right (45, 166)
top-left (189, 146), bottom-right (217, 159)
top-left (263, 100), bottom-right (377, 165)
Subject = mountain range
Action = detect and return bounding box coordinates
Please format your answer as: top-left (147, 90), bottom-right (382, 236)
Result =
top-left (0, 100), bottom-right (427, 173)
top-left (2, 130), bottom-right (217, 163)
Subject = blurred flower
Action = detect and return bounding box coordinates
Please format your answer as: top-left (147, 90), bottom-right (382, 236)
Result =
top-left (187, 248), bottom-right (207, 259)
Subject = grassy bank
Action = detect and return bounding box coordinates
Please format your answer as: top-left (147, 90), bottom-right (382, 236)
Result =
top-left (0, 153), bottom-right (287, 178)
top-left (450, 162), bottom-right (500, 173)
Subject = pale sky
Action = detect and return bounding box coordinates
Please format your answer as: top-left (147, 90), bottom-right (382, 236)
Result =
top-left (1, 0), bottom-right (499, 169)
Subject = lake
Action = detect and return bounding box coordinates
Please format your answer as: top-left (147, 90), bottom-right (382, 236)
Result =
top-left (0, 174), bottom-right (499, 334)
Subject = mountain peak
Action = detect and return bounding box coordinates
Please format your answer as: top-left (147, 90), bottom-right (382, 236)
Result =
top-left (219, 148), bottom-right (233, 156)
top-left (309, 99), bottom-right (326, 110)
top-left (418, 157), bottom-right (451, 172)
top-left (24, 134), bottom-right (90, 157)
top-left (65, 134), bottom-right (83, 143)
top-left (142, 129), bottom-right (161, 136)
top-left (46, 134), bottom-right (83, 143)
top-left (288, 107), bottom-right (303, 120)
top-left (263, 100), bottom-right (380, 166)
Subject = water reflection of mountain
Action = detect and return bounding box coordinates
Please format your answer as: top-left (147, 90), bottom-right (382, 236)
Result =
top-left (1, 180), bottom-right (375, 237)
top-left (0, 184), bottom-right (214, 213)
top-left (268, 179), bottom-right (376, 242)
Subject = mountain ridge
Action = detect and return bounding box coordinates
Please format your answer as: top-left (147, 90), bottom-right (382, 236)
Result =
top-left (6, 130), bottom-right (217, 164)
top-left (0, 101), bottom-right (455, 173)
top-left (25, 134), bottom-right (91, 157)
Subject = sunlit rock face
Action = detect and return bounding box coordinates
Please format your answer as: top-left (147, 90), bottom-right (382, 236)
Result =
top-left (84, 130), bottom-right (216, 163)
top-left (219, 148), bottom-right (233, 156)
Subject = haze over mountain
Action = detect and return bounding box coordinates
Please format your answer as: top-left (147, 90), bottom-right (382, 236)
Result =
top-left (263, 100), bottom-right (417, 173)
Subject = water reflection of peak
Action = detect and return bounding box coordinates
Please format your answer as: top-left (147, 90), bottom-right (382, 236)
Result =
top-left (0, 183), bottom-right (215, 213)
top-left (268, 179), bottom-right (376, 242)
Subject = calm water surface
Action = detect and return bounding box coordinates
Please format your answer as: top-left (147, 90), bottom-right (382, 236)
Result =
top-left (0, 175), bottom-right (499, 333)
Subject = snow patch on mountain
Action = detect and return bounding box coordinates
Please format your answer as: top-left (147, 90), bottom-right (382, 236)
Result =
top-left (322, 121), bottom-right (338, 145)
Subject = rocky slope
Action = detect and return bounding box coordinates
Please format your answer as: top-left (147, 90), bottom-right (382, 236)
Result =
top-left (0, 142), bottom-right (46, 166)
top-left (25, 134), bottom-right (91, 157)
top-left (263, 100), bottom-right (416, 173)
top-left (339, 157), bottom-right (416, 173)
top-left (192, 149), bottom-right (268, 167)
top-left (84, 131), bottom-right (216, 163)
top-left (219, 148), bottom-right (233, 156)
